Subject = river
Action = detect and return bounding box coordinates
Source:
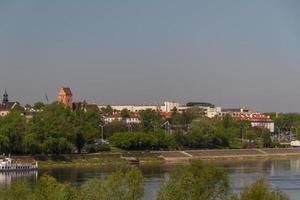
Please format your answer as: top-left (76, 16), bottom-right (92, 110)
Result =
top-left (2, 157), bottom-right (300, 199)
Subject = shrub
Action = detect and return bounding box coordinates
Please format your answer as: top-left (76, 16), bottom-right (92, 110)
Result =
top-left (84, 145), bottom-right (96, 153)
top-left (96, 145), bottom-right (111, 152)
top-left (109, 132), bottom-right (175, 150)
top-left (157, 160), bottom-right (230, 200)
top-left (231, 178), bottom-right (289, 200)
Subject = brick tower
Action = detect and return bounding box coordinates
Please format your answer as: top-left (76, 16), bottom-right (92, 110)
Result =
top-left (57, 87), bottom-right (73, 108)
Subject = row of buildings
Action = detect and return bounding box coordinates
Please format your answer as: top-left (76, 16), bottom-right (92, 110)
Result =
top-left (0, 87), bottom-right (275, 132)
top-left (57, 87), bottom-right (275, 132)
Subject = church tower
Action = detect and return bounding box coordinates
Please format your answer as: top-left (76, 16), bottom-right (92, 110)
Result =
top-left (57, 87), bottom-right (73, 108)
top-left (2, 89), bottom-right (8, 105)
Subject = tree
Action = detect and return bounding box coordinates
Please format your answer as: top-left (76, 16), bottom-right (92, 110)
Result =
top-left (25, 103), bottom-right (75, 154)
top-left (102, 105), bottom-right (113, 115)
top-left (262, 130), bottom-right (273, 148)
top-left (75, 132), bottom-right (86, 153)
top-left (223, 114), bottom-right (235, 129)
top-left (0, 111), bottom-right (26, 154)
top-left (103, 167), bottom-right (144, 200)
top-left (157, 160), bottom-right (229, 200)
top-left (231, 178), bottom-right (289, 200)
top-left (121, 108), bottom-right (130, 118)
top-left (74, 108), bottom-right (100, 140)
top-left (181, 106), bottom-right (203, 124)
top-left (139, 109), bottom-right (163, 132)
top-left (34, 175), bottom-right (73, 200)
top-left (109, 132), bottom-right (175, 150)
top-left (105, 120), bottom-right (127, 138)
top-left (33, 102), bottom-right (45, 110)
top-left (0, 179), bottom-right (33, 200)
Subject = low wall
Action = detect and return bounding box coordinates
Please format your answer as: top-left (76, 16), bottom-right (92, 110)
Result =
top-left (6, 148), bottom-right (300, 162)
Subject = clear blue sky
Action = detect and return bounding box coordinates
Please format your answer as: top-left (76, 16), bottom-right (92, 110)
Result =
top-left (1, 0), bottom-right (300, 112)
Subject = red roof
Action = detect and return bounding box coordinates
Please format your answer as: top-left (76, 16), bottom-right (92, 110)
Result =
top-left (233, 113), bottom-right (273, 122)
top-left (161, 112), bottom-right (172, 118)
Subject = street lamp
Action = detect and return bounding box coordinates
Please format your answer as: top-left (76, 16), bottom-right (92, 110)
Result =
top-left (99, 124), bottom-right (104, 141)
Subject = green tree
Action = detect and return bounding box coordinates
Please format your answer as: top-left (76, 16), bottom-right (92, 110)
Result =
top-left (105, 120), bottom-right (127, 138)
top-left (157, 160), bottom-right (229, 200)
top-left (223, 114), bottom-right (235, 129)
top-left (33, 102), bottom-right (45, 110)
top-left (139, 109), bottom-right (163, 132)
top-left (181, 106), bottom-right (203, 124)
top-left (78, 179), bottom-right (103, 200)
top-left (0, 111), bottom-right (26, 154)
top-left (0, 179), bottom-right (33, 200)
top-left (121, 108), bottom-right (131, 118)
top-left (103, 167), bottom-right (144, 200)
top-left (34, 175), bottom-right (69, 200)
top-left (231, 178), bottom-right (289, 200)
top-left (75, 132), bottom-right (86, 153)
top-left (102, 105), bottom-right (113, 115)
top-left (25, 103), bottom-right (75, 154)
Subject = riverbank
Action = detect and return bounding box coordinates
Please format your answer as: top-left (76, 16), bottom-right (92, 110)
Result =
top-left (38, 157), bottom-right (164, 168)
top-left (159, 148), bottom-right (300, 163)
top-left (6, 148), bottom-right (300, 168)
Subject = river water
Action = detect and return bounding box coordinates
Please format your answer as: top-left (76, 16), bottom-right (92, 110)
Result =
top-left (2, 157), bottom-right (300, 200)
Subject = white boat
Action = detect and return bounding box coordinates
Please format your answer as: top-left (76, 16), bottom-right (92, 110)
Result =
top-left (0, 158), bottom-right (38, 171)
top-left (291, 140), bottom-right (300, 147)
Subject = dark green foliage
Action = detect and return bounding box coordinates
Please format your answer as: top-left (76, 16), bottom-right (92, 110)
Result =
top-left (104, 120), bottom-right (127, 138)
top-left (262, 130), bottom-right (273, 148)
top-left (0, 179), bottom-right (33, 200)
top-left (121, 108), bottom-right (131, 118)
top-left (0, 164), bottom-right (290, 200)
top-left (75, 132), bottom-right (86, 153)
top-left (23, 103), bottom-right (100, 154)
top-left (109, 132), bottom-right (175, 150)
top-left (231, 178), bottom-right (289, 200)
top-left (96, 145), bottom-right (111, 152)
top-left (84, 144), bottom-right (97, 153)
top-left (139, 109), bottom-right (163, 132)
top-left (0, 168), bottom-right (144, 200)
top-left (33, 102), bottom-right (45, 110)
top-left (0, 111), bottom-right (26, 154)
top-left (223, 114), bottom-right (235, 129)
top-left (84, 145), bottom-right (111, 153)
top-left (184, 121), bottom-right (233, 149)
top-left (157, 160), bottom-right (230, 200)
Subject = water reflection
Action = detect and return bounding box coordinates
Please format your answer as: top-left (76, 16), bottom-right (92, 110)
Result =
top-left (2, 158), bottom-right (300, 200)
top-left (0, 170), bottom-right (38, 186)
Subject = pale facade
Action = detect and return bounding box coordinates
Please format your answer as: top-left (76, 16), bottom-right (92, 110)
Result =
top-left (98, 101), bottom-right (181, 113)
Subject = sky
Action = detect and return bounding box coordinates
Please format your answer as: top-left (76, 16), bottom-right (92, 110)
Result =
top-left (0, 0), bottom-right (300, 112)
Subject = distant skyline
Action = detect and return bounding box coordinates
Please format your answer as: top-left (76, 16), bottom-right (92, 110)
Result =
top-left (1, 1), bottom-right (300, 112)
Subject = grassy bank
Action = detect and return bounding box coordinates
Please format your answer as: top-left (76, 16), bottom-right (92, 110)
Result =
top-left (39, 158), bottom-right (127, 168)
top-left (38, 157), bottom-right (164, 168)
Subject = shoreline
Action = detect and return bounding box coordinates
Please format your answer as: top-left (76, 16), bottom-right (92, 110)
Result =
top-left (6, 148), bottom-right (300, 169)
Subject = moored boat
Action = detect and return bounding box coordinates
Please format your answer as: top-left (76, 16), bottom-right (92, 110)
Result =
top-left (0, 158), bottom-right (38, 171)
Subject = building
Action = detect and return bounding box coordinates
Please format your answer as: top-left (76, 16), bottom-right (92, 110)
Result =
top-left (57, 87), bottom-right (73, 108)
top-left (185, 102), bottom-right (221, 118)
top-left (0, 90), bottom-right (22, 116)
top-left (222, 108), bottom-right (274, 132)
top-left (103, 112), bottom-right (140, 124)
top-left (98, 101), bottom-right (181, 113)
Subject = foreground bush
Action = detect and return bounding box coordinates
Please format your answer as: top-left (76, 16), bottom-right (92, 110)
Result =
top-left (157, 160), bottom-right (230, 200)
top-left (231, 178), bottom-right (289, 200)
top-left (0, 162), bottom-right (289, 200)
top-left (0, 167), bottom-right (144, 200)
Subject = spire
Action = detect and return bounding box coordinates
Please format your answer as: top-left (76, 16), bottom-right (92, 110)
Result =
top-left (2, 89), bottom-right (8, 105)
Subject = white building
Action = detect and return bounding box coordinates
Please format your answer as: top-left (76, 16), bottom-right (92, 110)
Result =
top-left (98, 101), bottom-right (181, 113)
